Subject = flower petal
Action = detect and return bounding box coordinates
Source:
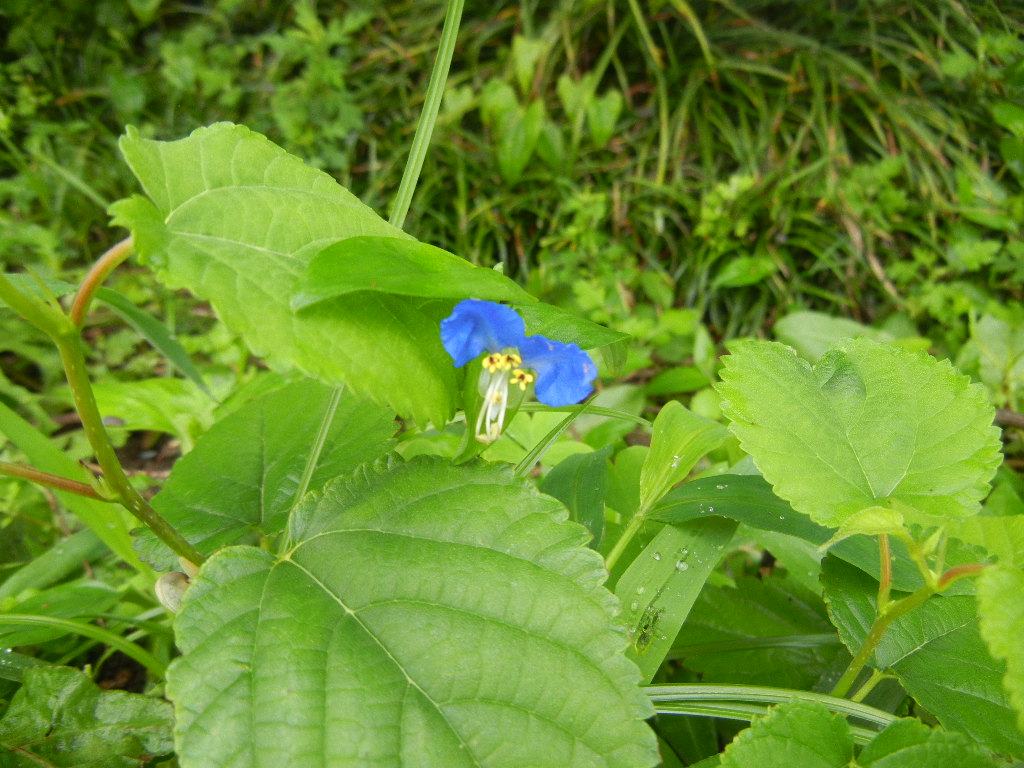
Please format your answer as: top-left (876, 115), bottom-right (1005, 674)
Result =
top-left (519, 335), bottom-right (597, 406)
top-left (440, 299), bottom-right (526, 367)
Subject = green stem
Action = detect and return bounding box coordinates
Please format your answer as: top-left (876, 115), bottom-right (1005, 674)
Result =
top-left (388, 0), bottom-right (464, 229)
top-left (849, 669), bottom-right (887, 703)
top-left (830, 584), bottom-right (934, 698)
top-left (0, 460), bottom-right (106, 500)
top-left (55, 328), bottom-right (205, 566)
top-left (877, 534), bottom-right (892, 611)
top-left (1, 260), bottom-right (203, 566)
top-left (605, 510), bottom-right (646, 571)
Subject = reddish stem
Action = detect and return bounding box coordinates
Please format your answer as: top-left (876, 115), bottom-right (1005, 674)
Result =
top-left (70, 237), bottom-right (133, 327)
top-left (0, 461), bottom-right (105, 500)
top-left (938, 562), bottom-right (989, 590)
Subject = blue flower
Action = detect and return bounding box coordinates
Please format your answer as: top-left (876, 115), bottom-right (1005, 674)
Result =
top-left (441, 299), bottom-right (597, 441)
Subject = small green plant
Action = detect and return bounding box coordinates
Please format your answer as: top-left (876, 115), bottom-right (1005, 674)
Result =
top-left (0, 3), bottom-right (1022, 767)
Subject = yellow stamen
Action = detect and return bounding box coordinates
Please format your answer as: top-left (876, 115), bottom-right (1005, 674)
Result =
top-left (481, 352), bottom-right (521, 374)
top-left (511, 369), bottom-right (535, 391)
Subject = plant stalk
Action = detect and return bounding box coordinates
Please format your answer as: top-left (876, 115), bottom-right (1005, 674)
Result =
top-left (876, 534), bottom-right (892, 610)
top-left (830, 584), bottom-right (934, 698)
top-left (0, 461), bottom-right (106, 500)
top-left (388, 0), bottom-right (464, 229)
top-left (606, 510), bottom-right (646, 571)
top-left (55, 328), bottom-right (205, 565)
top-left (70, 237), bottom-right (133, 327)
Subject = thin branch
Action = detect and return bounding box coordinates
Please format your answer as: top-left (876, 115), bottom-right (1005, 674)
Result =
top-left (70, 237), bottom-right (133, 327)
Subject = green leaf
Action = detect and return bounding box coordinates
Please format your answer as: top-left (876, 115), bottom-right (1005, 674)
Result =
top-left (0, 529), bottom-right (106, 602)
top-left (822, 557), bottom-right (1024, 756)
top-left (168, 456), bottom-right (658, 768)
top-left (136, 378), bottom-right (395, 569)
top-left (587, 90), bottom-right (623, 149)
top-left (93, 377), bottom-right (216, 452)
top-left (496, 100), bottom-right (544, 183)
top-left (0, 400), bottom-right (146, 575)
top-left (719, 700), bottom-right (853, 768)
top-left (0, 666), bottom-right (172, 767)
top-left (948, 516), bottom-right (1024, 566)
top-left (616, 517), bottom-right (738, 682)
top-left (649, 474), bottom-right (944, 593)
top-left (541, 446), bottom-right (611, 547)
top-left (111, 123), bottom-right (455, 427)
top-left (977, 565), bottom-right (1024, 732)
top-left (672, 576), bottom-right (840, 689)
top-left (291, 236), bottom-right (535, 310)
top-left (993, 101), bottom-right (1024, 138)
top-left (0, 273), bottom-right (76, 307)
top-left (711, 255), bottom-right (777, 289)
top-left (716, 339), bottom-right (1001, 527)
top-left (821, 506), bottom-right (907, 550)
top-left (639, 401), bottom-right (728, 513)
top-left (857, 717), bottom-right (1004, 768)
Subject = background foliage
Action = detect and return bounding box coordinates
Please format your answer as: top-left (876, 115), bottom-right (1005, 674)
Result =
top-left (2, 1), bottom-right (1024, 766)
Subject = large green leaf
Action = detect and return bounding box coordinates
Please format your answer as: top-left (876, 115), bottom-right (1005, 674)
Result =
top-left (167, 456), bottom-right (658, 767)
top-left (136, 378), bottom-right (396, 569)
top-left (822, 556), bottom-right (1024, 756)
top-left (716, 339), bottom-right (1001, 527)
top-left (110, 123), bottom-right (455, 427)
top-left (0, 666), bottom-right (172, 767)
top-left (977, 565), bottom-right (1024, 732)
top-left (292, 236), bottom-right (534, 308)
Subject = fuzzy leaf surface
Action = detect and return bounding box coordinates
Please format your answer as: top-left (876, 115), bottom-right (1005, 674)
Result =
top-left (716, 339), bottom-right (1001, 527)
top-left (111, 122), bottom-right (455, 426)
top-left (167, 456), bottom-right (658, 768)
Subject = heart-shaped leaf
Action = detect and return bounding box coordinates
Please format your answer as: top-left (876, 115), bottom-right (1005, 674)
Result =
top-left (716, 339), bottom-right (1001, 527)
top-left (167, 456), bottom-right (658, 767)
